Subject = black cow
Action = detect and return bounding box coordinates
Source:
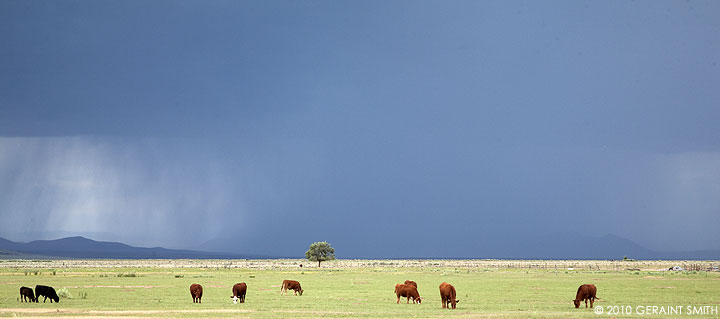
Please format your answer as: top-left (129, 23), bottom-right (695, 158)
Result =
top-left (35, 285), bottom-right (59, 303)
top-left (20, 286), bottom-right (36, 302)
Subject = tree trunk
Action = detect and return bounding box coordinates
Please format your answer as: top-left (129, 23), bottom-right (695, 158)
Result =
top-left (318, 260), bottom-right (321, 267)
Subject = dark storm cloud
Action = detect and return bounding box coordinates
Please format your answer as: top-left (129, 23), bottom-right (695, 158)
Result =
top-left (1, 1), bottom-right (719, 256)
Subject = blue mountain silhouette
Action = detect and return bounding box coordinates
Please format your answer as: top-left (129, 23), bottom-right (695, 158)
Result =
top-left (0, 236), bottom-right (262, 259)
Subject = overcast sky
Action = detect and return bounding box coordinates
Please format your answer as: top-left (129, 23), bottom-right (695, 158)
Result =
top-left (1, 0), bottom-right (719, 257)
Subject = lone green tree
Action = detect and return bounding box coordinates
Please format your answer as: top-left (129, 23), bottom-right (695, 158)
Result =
top-left (305, 241), bottom-right (335, 267)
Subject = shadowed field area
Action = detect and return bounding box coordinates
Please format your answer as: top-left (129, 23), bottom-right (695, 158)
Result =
top-left (1, 259), bottom-right (718, 318)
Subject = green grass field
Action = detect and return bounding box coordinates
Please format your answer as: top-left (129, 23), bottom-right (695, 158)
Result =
top-left (1, 260), bottom-right (718, 318)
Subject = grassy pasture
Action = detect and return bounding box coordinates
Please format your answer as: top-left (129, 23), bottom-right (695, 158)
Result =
top-left (0, 259), bottom-right (718, 318)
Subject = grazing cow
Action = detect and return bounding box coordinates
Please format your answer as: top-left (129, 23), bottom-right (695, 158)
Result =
top-left (404, 280), bottom-right (418, 288)
top-left (573, 284), bottom-right (599, 308)
top-left (35, 285), bottom-right (59, 303)
top-left (439, 282), bottom-right (459, 309)
top-left (20, 286), bottom-right (35, 302)
top-left (190, 284), bottom-right (203, 303)
top-left (394, 283), bottom-right (422, 304)
top-left (280, 280), bottom-right (303, 296)
top-left (231, 282), bottom-right (247, 304)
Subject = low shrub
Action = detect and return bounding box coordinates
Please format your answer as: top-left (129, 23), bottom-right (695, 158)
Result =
top-left (57, 288), bottom-right (72, 299)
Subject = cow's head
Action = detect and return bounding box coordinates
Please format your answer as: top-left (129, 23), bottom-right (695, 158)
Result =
top-left (573, 299), bottom-right (580, 308)
top-left (53, 296), bottom-right (60, 303)
top-left (414, 297), bottom-right (422, 304)
top-left (299, 289), bottom-right (304, 296)
top-left (232, 296), bottom-right (238, 304)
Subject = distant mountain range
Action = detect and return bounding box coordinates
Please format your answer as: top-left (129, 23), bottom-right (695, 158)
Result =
top-left (197, 232), bottom-right (719, 260)
top-left (0, 236), bottom-right (262, 259)
top-left (0, 234), bottom-right (717, 260)
top-left (469, 233), bottom-right (720, 260)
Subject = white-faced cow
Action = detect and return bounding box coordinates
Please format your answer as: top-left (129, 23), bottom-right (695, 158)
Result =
top-left (231, 282), bottom-right (247, 304)
top-left (280, 280), bottom-right (303, 296)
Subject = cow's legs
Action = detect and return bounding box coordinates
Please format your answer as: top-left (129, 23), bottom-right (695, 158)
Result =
top-left (396, 295), bottom-right (400, 304)
top-left (590, 297), bottom-right (594, 308)
top-left (585, 298), bottom-right (588, 308)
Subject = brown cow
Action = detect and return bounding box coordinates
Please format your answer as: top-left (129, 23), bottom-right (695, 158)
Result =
top-left (439, 282), bottom-right (459, 309)
top-left (394, 283), bottom-right (421, 304)
top-left (573, 284), bottom-right (598, 308)
top-left (190, 284), bottom-right (203, 303)
top-left (280, 280), bottom-right (303, 296)
top-left (404, 280), bottom-right (417, 288)
top-left (20, 286), bottom-right (35, 302)
top-left (231, 282), bottom-right (247, 304)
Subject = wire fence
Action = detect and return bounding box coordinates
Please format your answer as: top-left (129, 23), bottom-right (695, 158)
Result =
top-left (1, 259), bottom-right (718, 271)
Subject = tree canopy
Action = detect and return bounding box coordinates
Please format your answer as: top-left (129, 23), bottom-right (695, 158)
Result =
top-left (305, 241), bottom-right (335, 267)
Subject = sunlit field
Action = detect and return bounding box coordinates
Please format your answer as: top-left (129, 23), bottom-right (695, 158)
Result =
top-left (1, 259), bottom-right (718, 318)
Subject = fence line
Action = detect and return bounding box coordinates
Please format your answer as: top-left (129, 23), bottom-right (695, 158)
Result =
top-left (0, 259), bottom-right (718, 271)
